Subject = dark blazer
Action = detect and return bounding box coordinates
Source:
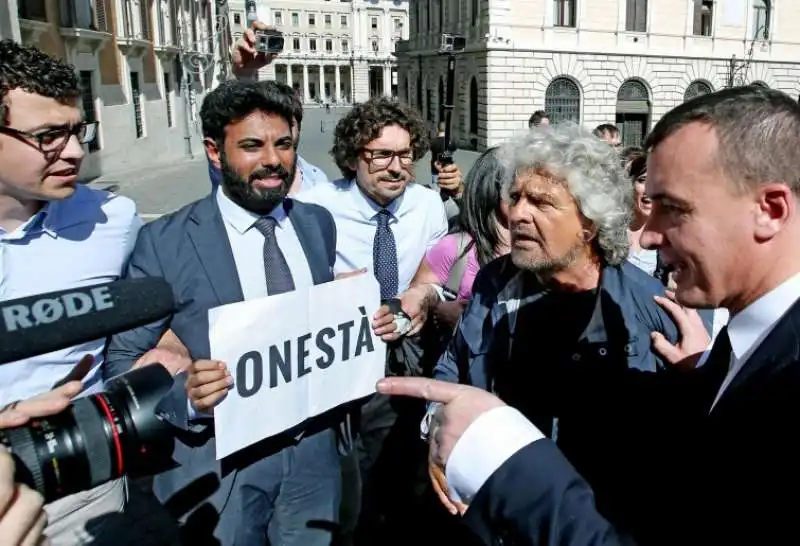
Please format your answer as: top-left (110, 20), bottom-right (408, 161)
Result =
top-left (462, 297), bottom-right (800, 546)
top-left (105, 194), bottom-right (338, 525)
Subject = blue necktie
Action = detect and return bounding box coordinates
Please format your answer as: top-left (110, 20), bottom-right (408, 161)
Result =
top-left (253, 216), bottom-right (295, 295)
top-left (373, 209), bottom-right (399, 300)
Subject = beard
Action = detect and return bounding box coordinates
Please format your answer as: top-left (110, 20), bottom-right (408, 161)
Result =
top-left (220, 152), bottom-right (296, 214)
top-left (511, 238), bottom-right (584, 276)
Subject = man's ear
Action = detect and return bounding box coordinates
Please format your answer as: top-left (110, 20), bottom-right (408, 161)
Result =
top-left (204, 138), bottom-right (221, 169)
top-left (580, 218), bottom-right (597, 243)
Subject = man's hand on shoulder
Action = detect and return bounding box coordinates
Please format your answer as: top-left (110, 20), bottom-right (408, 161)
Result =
top-left (651, 291), bottom-right (710, 369)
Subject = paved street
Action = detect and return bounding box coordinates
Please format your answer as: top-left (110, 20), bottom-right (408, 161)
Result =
top-left (89, 106), bottom-right (480, 220)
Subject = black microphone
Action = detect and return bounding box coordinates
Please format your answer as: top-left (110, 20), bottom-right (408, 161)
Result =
top-left (0, 278), bottom-right (175, 364)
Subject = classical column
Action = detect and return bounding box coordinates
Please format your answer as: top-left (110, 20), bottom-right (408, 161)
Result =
top-left (319, 65), bottom-right (326, 102)
top-left (335, 65), bottom-right (342, 103)
top-left (286, 64), bottom-right (293, 88)
top-left (383, 64), bottom-right (392, 97)
top-left (302, 64), bottom-right (311, 103)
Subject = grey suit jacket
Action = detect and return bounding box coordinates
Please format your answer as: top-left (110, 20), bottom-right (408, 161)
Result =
top-left (105, 194), bottom-right (339, 521)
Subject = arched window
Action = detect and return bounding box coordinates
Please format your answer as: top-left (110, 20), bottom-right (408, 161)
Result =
top-left (616, 79), bottom-right (651, 147)
top-left (469, 76), bottom-right (478, 134)
top-left (684, 80), bottom-right (713, 102)
top-left (544, 77), bottom-right (581, 124)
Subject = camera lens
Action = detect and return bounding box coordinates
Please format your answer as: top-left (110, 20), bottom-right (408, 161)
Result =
top-left (0, 365), bottom-right (175, 503)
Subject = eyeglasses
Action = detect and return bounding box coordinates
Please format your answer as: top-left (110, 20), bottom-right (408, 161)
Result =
top-left (0, 121), bottom-right (99, 154)
top-left (360, 148), bottom-right (414, 169)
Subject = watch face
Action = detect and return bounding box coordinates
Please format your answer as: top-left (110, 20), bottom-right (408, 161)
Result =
top-left (394, 314), bottom-right (412, 336)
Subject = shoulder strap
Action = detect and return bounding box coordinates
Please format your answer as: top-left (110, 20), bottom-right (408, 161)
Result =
top-left (445, 232), bottom-right (471, 295)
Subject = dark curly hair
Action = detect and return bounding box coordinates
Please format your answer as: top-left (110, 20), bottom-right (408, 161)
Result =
top-left (259, 80), bottom-right (303, 127)
top-left (331, 97), bottom-right (429, 180)
top-left (0, 40), bottom-right (81, 126)
top-left (200, 80), bottom-right (294, 146)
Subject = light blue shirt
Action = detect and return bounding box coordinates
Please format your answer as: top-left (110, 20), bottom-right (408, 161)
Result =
top-left (627, 248), bottom-right (659, 277)
top-left (296, 156), bottom-right (330, 193)
top-left (297, 179), bottom-right (448, 294)
top-left (0, 185), bottom-right (142, 406)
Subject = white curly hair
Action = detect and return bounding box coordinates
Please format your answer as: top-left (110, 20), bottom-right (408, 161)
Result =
top-left (497, 122), bottom-right (633, 265)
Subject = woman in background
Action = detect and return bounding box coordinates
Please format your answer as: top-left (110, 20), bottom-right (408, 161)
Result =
top-left (625, 150), bottom-right (660, 277)
top-left (412, 146), bottom-right (511, 354)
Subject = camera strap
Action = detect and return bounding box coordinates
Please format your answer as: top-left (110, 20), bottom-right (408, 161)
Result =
top-left (445, 232), bottom-right (471, 297)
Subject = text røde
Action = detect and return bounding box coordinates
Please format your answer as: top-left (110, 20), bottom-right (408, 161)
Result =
top-left (2, 286), bottom-right (114, 332)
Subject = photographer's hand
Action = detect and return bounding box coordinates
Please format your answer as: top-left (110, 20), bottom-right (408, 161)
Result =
top-left (434, 162), bottom-right (463, 198)
top-left (232, 20), bottom-right (279, 77)
top-left (0, 354), bottom-right (91, 429)
top-left (0, 448), bottom-right (48, 546)
top-left (0, 364), bottom-right (89, 546)
top-left (0, 382), bottom-right (82, 430)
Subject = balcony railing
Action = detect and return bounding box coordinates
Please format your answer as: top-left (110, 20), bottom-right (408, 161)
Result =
top-left (60, 0), bottom-right (109, 32)
top-left (18, 0), bottom-right (48, 22)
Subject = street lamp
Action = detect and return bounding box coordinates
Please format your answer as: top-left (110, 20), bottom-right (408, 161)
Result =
top-left (176, 0), bottom-right (233, 158)
top-left (727, 24), bottom-right (767, 88)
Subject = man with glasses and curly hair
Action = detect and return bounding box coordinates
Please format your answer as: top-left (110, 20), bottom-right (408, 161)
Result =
top-left (299, 96), bottom-right (460, 544)
top-left (0, 40), bottom-right (142, 545)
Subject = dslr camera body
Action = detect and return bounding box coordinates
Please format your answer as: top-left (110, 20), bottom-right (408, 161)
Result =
top-left (254, 29), bottom-right (285, 54)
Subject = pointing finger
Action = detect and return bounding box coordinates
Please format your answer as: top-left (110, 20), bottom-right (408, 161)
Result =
top-left (376, 377), bottom-right (463, 404)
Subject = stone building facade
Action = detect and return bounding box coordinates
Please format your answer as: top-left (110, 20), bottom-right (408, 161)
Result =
top-left (13, 0), bottom-right (220, 179)
top-left (227, 0), bottom-right (409, 105)
top-left (395, 0), bottom-right (800, 150)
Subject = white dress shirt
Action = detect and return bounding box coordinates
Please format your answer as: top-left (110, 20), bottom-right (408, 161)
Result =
top-left (445, 271), bottom-right (800, 505)
top-left (189, 191), bottom-right (315, 418)
top-left (215, 189), bottom-right (313, 298)
top-left (297, 179), bottom-right (448, 293)
top-left (0, 186), bottom-right (141, 406)
top-left (710, 271), bottom-right (800, 408)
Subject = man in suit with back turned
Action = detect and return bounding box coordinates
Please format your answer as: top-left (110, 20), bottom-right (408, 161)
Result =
top-left (377, 85), bottom-right (800, 546)
top-left (105, 80), bottom-right (344, 546)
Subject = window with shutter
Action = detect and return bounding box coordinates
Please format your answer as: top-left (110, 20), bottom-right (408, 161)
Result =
top-left (753, 0), bottom-right (770, 40)
top-left (625, 0), bottom-right (647, 32)
top-left (130, 72), bottom-right (144, 139)
top-left (79, 71), bottom-right (100, 152)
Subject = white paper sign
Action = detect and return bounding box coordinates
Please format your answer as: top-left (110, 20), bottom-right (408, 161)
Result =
top-left (209, 274), bottom-right (386, 459)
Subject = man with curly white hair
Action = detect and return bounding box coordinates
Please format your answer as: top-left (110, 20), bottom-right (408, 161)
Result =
top-left (424, 123), bottom-right (690, 540)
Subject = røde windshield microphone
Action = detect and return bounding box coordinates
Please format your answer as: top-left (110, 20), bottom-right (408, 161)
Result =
top-left (0, 277), bottom-right (175, 364)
